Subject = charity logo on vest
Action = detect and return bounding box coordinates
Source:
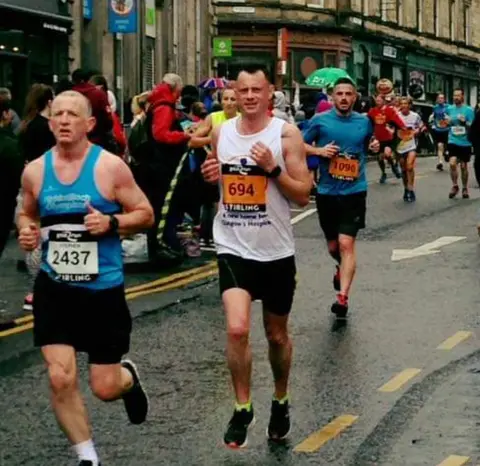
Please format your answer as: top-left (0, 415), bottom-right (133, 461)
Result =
top-left (45, 193), bottom-right (91, 211)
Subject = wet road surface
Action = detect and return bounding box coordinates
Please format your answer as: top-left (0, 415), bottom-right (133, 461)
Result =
top-left (1, 157), bottom-right (480, 466)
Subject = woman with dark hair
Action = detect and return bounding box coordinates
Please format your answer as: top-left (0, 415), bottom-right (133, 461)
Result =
top-left (18, 83), bottom-right (55, 163)
top-left (89, 74), bottom-right (127, 156)
top-left (18, 83), bottom-right (56, 312)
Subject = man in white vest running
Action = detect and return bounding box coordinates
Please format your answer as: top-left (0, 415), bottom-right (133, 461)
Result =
top-left (202, 65), bottom-right (310, 448)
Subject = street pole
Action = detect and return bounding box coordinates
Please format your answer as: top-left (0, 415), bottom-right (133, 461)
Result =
top-left (115, 32), bottom-right (124, 123)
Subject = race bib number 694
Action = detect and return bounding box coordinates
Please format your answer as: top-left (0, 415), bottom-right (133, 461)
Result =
top-left (222, 164), bottom-right (268, 213)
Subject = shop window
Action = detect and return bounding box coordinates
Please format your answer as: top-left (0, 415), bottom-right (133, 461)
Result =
top-left (324, 53), bottom-right (337, 68)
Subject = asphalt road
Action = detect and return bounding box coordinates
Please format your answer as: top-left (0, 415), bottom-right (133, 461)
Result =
top-left (1, 157), bottom-right (480, 466)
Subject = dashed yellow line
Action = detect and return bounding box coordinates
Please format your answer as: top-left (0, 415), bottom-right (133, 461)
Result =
top-left (14, 315), bottom-right (34, 325)
top-left (437, 331), bottom-right (472, 350)
top-left (437, 455), bottom-right (470, 466)
top-left (378, 368), bottom-right (422, 393)
top-left (294, 414), bottom-right (358, 453)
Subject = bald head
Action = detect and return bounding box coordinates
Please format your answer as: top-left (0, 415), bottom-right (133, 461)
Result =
top-left (52, 91), bottom-right (92, 117)
top-left (49, 90), bottom-right (96, 147)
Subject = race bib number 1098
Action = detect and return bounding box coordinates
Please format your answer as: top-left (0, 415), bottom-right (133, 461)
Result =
top-left (47, 230), bottom-right (99, 283)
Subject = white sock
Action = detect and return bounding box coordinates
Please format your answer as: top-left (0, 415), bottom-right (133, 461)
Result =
top-left (73, 439), bottom-right (99, 465)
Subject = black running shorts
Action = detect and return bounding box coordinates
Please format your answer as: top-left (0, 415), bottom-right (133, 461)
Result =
top-left (33, 271), bottom-right (132, 364)
top-left (316, 191), bottom-right (367, 241)
top-left (217, 254), bottom-right (296, 316)
top-left (446, 144), bottom-right (472, 163)
top-left (432, 130), bottom-right (449, 145)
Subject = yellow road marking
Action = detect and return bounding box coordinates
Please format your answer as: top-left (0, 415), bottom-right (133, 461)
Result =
top-left (437, 331), bottom-right (472, 350)
top-left (14, 315), bottom-right (34, 325)
top-left (378, 368), bottom-right (422, 393)
top-left (125, 261), bottom-right (217, 294)
top-left (293, 414), bottom-right (358, 453)
top-left (437, 455), bottom-right (470, 466)
top-left (1, 265), bottom-right (219, 339)
top-left (125, 268), bottom-right (218, 301)
top-left (0, 322), bottom-right (34, 338)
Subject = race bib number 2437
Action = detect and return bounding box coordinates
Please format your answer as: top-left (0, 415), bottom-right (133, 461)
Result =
top-left (47, 230), bottom-right (99, 283)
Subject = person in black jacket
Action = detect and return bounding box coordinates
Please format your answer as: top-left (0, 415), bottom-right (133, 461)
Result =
top-left (18, 83), bottom-right (56, 163)
top-left (0, 94), bottom-right (23, 258)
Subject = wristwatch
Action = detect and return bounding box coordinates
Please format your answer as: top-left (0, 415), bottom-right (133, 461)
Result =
top-left (109, 215), bottom-right (119, 233)
top-left (267, 165), bottom-right (282, 179)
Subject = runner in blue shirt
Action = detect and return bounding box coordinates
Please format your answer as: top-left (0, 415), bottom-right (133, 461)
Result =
top-left (303, 77), bottom-right (379, 319)
top-left (429, 93), bottom-right (449, 171)
top-left (445, 89), bottom-right (474, 199)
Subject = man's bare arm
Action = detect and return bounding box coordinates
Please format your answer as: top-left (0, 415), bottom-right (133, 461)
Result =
top-left (113, 158), bottom-right (154, 235)
top-left (16, 162), bottom-right (40, 231)
top-left (277, 124), bottom-right (311, 207)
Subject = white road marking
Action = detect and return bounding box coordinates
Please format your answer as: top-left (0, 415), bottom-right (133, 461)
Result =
top-left (391, 236), bottom-right (466, 261)
top-left (291, 208), bottom-right (317, 225)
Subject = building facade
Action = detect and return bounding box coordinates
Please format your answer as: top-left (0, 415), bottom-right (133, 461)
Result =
top-left (71, 0), bottom-right (213, 120)
top-left (0, 0), bottom-right (72, 113)
top-left (213, 0), bottom-right (480, 105)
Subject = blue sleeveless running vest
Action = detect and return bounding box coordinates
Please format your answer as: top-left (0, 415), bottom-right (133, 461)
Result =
top-left (39, 145), bottom-right (123, 289)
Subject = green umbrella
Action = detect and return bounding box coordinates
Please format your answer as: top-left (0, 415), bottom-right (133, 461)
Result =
top-left (305, 68), bottom-right (355, 88)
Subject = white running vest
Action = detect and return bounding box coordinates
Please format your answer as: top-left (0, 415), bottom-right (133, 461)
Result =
top-left (213, 116), bottom-right (295, 261)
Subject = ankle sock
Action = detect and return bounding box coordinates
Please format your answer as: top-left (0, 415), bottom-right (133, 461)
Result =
top-left (274, 393), bottom-right (289, 405)
top-left (235, 400), bottom-right (252, 412)
top-left (73, 439), bottom-right (99, 465)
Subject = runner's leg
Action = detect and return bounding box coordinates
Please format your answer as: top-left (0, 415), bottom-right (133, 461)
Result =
top-left (406, 151), bottom-right (416, 191)
top-left (338, 234), bottom-right (356, 298)
top-left (262, 311), bottom-right (291, 400)
top-left (223, 289), bottom-right (252, 404)
top-left (449, 154), bottom-right (459, 198)
top-left (42, 345), bottom-right (90, 444)
top-left (460, 160), bottom-right (469, 198)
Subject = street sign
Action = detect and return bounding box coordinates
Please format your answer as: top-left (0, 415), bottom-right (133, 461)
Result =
top-left (145, 0), bottom-right (156, 38)
top-left (213, 38), bottom-right (232, 57)
top-left (84, 0), bottom-right (93, 20)
top-left (108, 0), bottom-right (137, 34)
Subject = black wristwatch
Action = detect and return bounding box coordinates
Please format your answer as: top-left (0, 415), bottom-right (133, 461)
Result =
top-left (267, 165), bottom-right (282, 179)
top-left (108, 215), bottom-right (119, 233)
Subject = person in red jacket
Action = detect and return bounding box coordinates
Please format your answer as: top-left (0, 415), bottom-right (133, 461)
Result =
top-left (368, 94), bottom-right (405, 183)
top-left (144, 73), bottom-right (193, 259)
top-left (89, 74), bottom-right (127, 157)
top-left (72, 69), bottom-right (114, 151)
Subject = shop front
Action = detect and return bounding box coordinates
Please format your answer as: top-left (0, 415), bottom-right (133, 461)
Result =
top-left (351, 38), bottom-right (480, 107)
top-left (215, 26), bottom-right (352, 91)
top-left (0, 1), bottom-right (72, 113)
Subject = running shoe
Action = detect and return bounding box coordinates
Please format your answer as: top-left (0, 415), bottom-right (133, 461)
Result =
top-left (449, 185), bottom-right (459, 199)
top-left (403, 189), bottom-right (409, 202)
top-left (224, 408), bottom-right (255, 448)
top-left (267, 399), bottom-right (291, 441)
top-left (331, 294), bottom-right (348, 320)
top-left (23, 293), bottom-right (33, 312)
top-left (392, 164), bottom-right (402, 179)
top-left (333, 265), bottom-right (340, 291)
top-left (78, 462), bottom-right (101, 466)
top-left (410, 191), bottom-right (416, 202)
top-left (379, 173), bottom-right (387, 184)
top-left (436, 163), bottom-right (444, 171)
top-left (121, 360), bottom-right (149, 425)
top-left (462, 188), bottom-right (470, 199)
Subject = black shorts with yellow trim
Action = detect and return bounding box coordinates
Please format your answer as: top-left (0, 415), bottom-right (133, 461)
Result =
top-left (217, 253), bottom-right (296, 316)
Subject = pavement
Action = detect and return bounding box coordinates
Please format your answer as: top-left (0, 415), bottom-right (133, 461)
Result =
top-left (1, 157), bottom-right (480, 466)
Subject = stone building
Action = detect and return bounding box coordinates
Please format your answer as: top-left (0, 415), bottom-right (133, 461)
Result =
top-left (213, 0), bottom-right (480, 105)
top-left (72, 0), bottom-right (214, 120)
top-left (0, 1), bottom-right (213, 120)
